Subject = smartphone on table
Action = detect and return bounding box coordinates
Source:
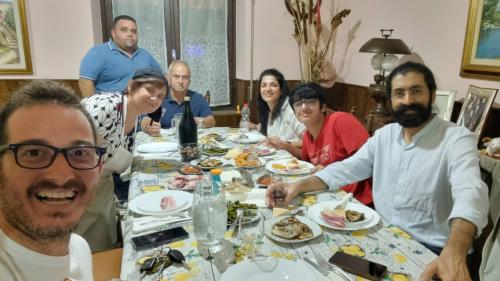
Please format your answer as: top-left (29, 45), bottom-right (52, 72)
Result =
top-left (329, 251), bottom-right (388, 281)
top-left (131, 227), bottom-right (189, 251)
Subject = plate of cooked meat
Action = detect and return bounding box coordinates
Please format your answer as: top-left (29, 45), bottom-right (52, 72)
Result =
top-left (308, 201), bottom-right (380, 231)
top-left (264, 216), bottom-right (322, 243)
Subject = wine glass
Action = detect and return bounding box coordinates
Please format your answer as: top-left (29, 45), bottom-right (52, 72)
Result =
top-left (270, 174), bottom-right (288, 207)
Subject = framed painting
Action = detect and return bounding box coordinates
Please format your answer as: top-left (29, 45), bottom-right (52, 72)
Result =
top-left (433, 90), bottom-right (456, 121)
top-left (457, 85), bottom-right (498, 137)
top-left (460, 0), bottom-right (500, 80)
top-left (0, 0), bottom-right (31, 74)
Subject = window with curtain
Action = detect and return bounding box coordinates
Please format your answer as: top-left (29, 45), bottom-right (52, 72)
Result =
top-left (112, 0), bottom-right (168, 71)
top-left (104, 0), bottom-right (232, 106)
top-left (179, 0), bottom-right (230, 106)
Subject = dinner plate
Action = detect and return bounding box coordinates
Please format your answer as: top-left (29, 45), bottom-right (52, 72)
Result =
top-left (308, 201), bottom-right (380, 231)
top-left (199, 132), bottom-right (225, 142)
top-left (227, 211), bottom-right (262, 226)
top-left (229, 132), bottom-right (265, 144)
top-left (128, 190), bottom-right (193, 216)
top-left (255, 146), bottom-right (276, 156)
top-left (167, 174), bottom-right (203, 191)
top-left (265, 159), bottom-right (314, 175)
top-left (191, 157), bottom-right (227, 170)
top-left (264, 216), bottom-right (322, 243)
top-left (220, 259), bottom-right (318, 281)
top-left (136, 142), bottom-right (178, 153)
top-left (232, 157), bottom-right (266, 169)
top-left (202, 146), bottom-right (230, 156)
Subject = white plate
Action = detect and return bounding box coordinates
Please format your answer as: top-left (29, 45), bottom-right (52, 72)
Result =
top-left (232, 157), bottom-right (266, 169)
top-left (264, 216), bottom-right (322, 243)
top-left (227, 211), bottom-right (262, 226)
top-left (220, 259), bottom-right (318, 281)
top-left (136, 142), bottom-right (178, 153)
top-left (167, 175), bottom-right (203, 191)
top-left (265, 159), bottom-right (314, 175)
top-left (255, 146), bottom-right (276, 156)
top-left (229, 132), bottom-right (265, 144)
top-left (134, 191), bottom-right (189, 213)
top-left (128, 190), bottom-right (192, 216)
top-left (191, 157), bottom-right (228, 170)
top-left (308, 201), bottom-right (380, 231)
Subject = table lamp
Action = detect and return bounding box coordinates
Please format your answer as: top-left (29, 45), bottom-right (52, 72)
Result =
top-left (359, 29), bottom-right (411, 116)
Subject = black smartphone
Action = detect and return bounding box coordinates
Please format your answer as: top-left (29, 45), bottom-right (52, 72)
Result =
top-left (328, 251), bottom-right (387, 281)
top-left (131, 227), bottom-right (189, 251)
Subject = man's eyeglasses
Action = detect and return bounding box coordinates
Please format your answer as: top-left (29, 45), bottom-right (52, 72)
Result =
top-left (0, 143), bottom-right (106, 170)
top-left (293, 98), bottom-right (318, 109)
top-left (171, 75), bottom-right (190, 81)
top-left (391, 86), bottom-right (426, 99)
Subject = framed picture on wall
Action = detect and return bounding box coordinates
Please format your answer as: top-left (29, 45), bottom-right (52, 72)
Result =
top-left (460, 0), bottom-right (500, 81)
top-left (456, 85), bottom-right (498, 137)
top-left (433, 90), bottom-right (456, 121)
top-left (0, 0), bottom-right (31, 74)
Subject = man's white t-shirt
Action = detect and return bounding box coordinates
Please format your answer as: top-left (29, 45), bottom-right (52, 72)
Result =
top-left (0, 229), bottom-right (93, 281)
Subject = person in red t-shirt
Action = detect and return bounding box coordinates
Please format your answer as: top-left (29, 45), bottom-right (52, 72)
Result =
top-left (289, 82), bottom-right (373, 206)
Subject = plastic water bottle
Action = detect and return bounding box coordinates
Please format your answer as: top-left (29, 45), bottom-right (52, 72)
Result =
top-left (239, 102), bottom-right (250, 133)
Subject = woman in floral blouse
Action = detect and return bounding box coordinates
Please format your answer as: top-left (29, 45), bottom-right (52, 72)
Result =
top-left (77, 67), bottom-right (167, 252)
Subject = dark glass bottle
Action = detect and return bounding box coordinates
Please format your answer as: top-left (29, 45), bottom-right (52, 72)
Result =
top-left (178, 96), bottom-right (198, 145)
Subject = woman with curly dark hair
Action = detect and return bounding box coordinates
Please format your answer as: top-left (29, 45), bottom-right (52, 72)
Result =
top-left (250, 68), bottom-right (304, 155)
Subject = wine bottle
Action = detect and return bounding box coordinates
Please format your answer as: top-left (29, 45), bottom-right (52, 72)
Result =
top-left (178, 96), bottom-right (198, 145)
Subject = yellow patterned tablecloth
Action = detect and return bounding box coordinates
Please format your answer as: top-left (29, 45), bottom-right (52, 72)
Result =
top-left (120, 129), bottom-right (436, 281)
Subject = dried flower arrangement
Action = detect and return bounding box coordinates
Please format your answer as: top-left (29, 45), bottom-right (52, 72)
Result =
top-left (285, 0), bottom-right (350, 86)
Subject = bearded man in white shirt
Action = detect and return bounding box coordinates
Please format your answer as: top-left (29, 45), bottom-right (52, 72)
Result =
top-left (0, 81), bottom-right (104, 280)
top-left (266, 62), bottom-right (488, 281)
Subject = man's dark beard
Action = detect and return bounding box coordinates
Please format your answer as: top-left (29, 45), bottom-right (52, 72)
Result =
top-left (393, 103), bottom-right (432, 128)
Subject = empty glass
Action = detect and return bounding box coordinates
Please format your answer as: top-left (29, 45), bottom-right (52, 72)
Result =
top-left (171, 113), bottom-right (183, 140)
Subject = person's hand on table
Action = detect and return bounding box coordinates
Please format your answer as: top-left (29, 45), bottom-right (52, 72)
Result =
top-left (140, 117), bottom-right (162, 136)
top-left (264, 136), bottom-right (288, 150)
top-left (419, 247), bottom-right (471, 281)
top-left (266, 181), bottom-right (301, 208)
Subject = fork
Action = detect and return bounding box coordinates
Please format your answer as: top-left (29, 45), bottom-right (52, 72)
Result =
top-left (311, 250), bottom-right (351, 281)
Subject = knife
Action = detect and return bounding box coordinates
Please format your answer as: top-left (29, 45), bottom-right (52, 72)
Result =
top-left (304, 257), bottom-right (351, 281)
top-left (303, 257), bottom-right (329, 276)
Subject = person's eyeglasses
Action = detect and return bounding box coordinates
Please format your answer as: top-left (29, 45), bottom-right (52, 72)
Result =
top-left (171, 75), bottom-right (190, 81)
top-left (391, 86), bottom-right (426, 99)
top-left (293, 99), bottom-right (318, 109)
top-left (0, 143), bottom-right (106, 170)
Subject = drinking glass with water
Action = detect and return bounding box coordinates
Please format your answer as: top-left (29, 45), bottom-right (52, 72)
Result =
top-left (192, 176), bottom-right (227, 250)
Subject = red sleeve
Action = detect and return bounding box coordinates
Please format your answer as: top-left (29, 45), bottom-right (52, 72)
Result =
top-left (333, 114), bottom-right (369, 155)
top-left (301, 132), bottom-right (310, 161)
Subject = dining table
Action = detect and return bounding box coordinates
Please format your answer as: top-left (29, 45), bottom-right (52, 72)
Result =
top-left (119, 127), bottom-right (437, 281)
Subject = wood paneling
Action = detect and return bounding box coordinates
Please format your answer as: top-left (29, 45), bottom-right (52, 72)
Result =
top-left (0, 80), bottom-right (82, 106)
top-left (2, 79), bottom-right (497, 138)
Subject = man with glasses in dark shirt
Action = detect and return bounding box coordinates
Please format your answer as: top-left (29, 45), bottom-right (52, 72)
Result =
top-left (0, 80), bottom-right (103, 280)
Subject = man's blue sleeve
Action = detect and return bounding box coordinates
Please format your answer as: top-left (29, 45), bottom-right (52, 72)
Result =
top-left (79, 47), bottom-right (103, 80)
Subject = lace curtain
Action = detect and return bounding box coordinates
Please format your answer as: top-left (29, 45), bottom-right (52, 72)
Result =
top-left (179, 0), bottom-right (230, 106)
top-left (111, 0), bottom-right (230, 106)
top-left (112, 0), bottom-right (168, 71)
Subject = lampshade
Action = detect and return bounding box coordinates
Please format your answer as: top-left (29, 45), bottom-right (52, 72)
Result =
top-left (359, 38), bottom-right (411, 54)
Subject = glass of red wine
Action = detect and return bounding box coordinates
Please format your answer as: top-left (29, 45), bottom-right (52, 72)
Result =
top-left (270, 174), bottom-right (288, 207)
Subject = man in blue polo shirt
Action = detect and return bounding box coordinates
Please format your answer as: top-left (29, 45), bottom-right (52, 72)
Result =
top-left (79, 15), bottom-right (162, 97)
top-left (141, 60), bottom-right (215, 134)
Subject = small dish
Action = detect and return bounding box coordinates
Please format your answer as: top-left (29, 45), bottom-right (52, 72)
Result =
top-left (256, 174), bottom-right (272, 188)
top-left (178, 164), bottom-right (203, 175)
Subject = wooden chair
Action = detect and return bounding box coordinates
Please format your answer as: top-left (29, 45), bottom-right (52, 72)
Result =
top-left (92, 247), bottom-right (123, 281)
